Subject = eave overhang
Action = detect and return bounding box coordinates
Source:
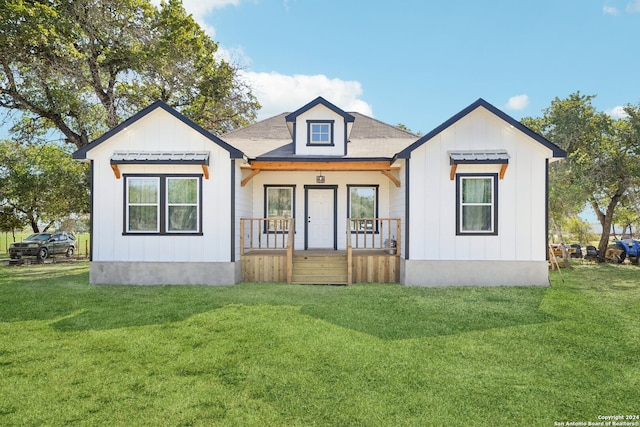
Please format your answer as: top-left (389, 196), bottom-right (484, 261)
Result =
top-left (240, 157), bottom-right (400, 187)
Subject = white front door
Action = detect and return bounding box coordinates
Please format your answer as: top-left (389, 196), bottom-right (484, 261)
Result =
top-left (306, 187), bottom-right (336, 249)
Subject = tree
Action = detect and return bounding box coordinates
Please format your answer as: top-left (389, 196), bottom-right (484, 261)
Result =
top-left (0, 205), bottom-right (25, 242)
top-left (0, 0), bottom-right (259, 149)
top-left (523, 93), bottom-right (640, 259)
top-left (0, 140), bottom-right (89, 232)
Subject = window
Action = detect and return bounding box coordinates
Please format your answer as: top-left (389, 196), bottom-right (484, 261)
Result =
top-left (127, 177), bottom-right (159, 232)
top-left (125, 175), bottom-right (201, 234)
top-left (264, 185), bottom-right (295, 232)
top-left (348, 185), bottom-right (378, 232)
top-left (456, 174), bottom-right (497, 235)
top-left (166, 177), bottom-right (199, 232)
top-left (307, 120), bottom-right (334, 145)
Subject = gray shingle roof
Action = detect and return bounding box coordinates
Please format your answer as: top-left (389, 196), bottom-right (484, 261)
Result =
top-left (221, 112), bottom-right (418, 159)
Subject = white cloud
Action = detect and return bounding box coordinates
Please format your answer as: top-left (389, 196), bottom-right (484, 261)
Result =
top-left (149, 0), bottom-right (239, 36)
top-left (603, 5), bottom-right (620, 15)
top-left (150, 1), bottom-right (373, 121)
top-left (627, 0), bottom-right (640, 12)
top-left (505, 94), bottom-right (529, 111)
top-left (606, 106), bottom-right (629, 118)
top-left (240, 71), bottom-right (374, 120)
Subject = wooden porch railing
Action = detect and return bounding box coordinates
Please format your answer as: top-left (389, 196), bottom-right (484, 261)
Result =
top-left (347, 218), bottom-right (401, 253)
top-left (240, 218), bottom-right (295, 253)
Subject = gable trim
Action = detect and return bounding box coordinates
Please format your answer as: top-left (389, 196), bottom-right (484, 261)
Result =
top-left (73, 100), bottom-right (244, 160)
top-left (285, 96), bottom-right (356, 123)
top-left (396, 98), bottom-right (567, 160)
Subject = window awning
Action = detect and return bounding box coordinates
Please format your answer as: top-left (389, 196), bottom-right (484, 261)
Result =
top-left (109, 151), bottom-right (210, 179)
top-left (448, 150), bottom-right (510, 180)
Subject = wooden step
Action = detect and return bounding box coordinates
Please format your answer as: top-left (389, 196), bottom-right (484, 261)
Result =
top-left (291, 255), bottom-right (349, 285)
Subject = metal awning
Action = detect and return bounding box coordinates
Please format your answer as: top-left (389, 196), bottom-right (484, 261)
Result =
top-left (109, 151), bottom-right (210, 179)
top-left (448, 150), bottom-right (510, 180)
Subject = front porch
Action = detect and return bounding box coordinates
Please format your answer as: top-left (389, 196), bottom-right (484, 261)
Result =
top-left (240, 218), bottom-right (401, 285)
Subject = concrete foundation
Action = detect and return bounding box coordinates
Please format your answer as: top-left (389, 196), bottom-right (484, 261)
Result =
top-left (401, 259), bottom-right (550, 287)
top-left (89, 261), bottom-right (240, 286)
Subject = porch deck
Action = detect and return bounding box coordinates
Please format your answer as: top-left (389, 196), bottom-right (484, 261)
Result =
top-left (241, 249), bottom-right (399, 285)
top-left (240, 217), bottom-right (401, 285)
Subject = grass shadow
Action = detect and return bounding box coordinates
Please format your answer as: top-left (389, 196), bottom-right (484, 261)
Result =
top-left (299, 284), bottom-right (558, 340)
top-left (1, 263), bottom-right (558, 340)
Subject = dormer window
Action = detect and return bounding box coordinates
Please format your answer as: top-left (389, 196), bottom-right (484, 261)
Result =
top-left (307, 120), bottom-right (334, 146)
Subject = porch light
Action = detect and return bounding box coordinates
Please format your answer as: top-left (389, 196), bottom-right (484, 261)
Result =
top-left (316, 172), bottom-right (325, 183)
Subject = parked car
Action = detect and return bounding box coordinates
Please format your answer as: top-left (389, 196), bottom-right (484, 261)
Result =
top-left (569, 244), bottom-right (582, 258)
top-left (9, 232), bottom-right (76, 261)
top-left (584, 245), bottom-right (598, 261)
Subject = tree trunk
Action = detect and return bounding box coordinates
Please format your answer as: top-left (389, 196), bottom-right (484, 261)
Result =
top-left (592, 194), bottom-right (622, 262)
top-left (29, 218), bottom-right (40, 233)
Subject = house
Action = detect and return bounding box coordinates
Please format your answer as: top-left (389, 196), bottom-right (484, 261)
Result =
top-left (73, 97), bottom-right (566, 286)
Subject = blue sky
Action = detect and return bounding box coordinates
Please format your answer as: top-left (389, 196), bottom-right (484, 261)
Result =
top-left (1, 0), bottom-right (638, 139)
top-left (168, 0), bottom-right (639, 134)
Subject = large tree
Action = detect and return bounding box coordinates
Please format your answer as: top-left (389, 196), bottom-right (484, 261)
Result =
top-left (0, 140), bottom-right (89, 232)
top-left (523, 92), bottom-right (640, 259)
top-left (0, 0), bottom-right (259, 149)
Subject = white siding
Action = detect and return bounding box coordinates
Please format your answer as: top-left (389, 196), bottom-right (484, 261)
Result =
top-left (86, 108), bottom-right (233, 263)
top-left (388, 162), bottom-right (406, 257)
top-left (248, 170), bottom-right (393, 250)
top-left (235, 161), bottom-right (254, 260)
top-left (293, 105), bottom-right (347, 156)
top-left (408, 107), bottom-right (551, 263)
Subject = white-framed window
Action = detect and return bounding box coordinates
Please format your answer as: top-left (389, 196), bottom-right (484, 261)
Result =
top-left (456, 174), bottom-right (497, 235)
top-left (125, 175), bottom-right (202, 234)
top-left (307, 120), bottom-right (334, 145)
top-left (264, 185), bottom-right (295, 232)
top-left (127, 177), bottom-right (160, 233)
top-left (348, 185), bottom-right (378, 233)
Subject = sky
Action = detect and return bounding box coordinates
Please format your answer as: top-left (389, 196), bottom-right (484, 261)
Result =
top-left (1, 0), bottom-right (638, 138)
top-left (161, 0), bottom-right (640, 134)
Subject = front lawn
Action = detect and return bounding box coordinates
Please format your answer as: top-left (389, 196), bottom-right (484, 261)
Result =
top-left (0, 262), bottom-right (638, 426)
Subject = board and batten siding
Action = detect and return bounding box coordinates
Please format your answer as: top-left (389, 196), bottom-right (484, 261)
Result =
top-left (388, 162), bottom-right (406, 258)
top-left (235, 160), bottom-right (254, 260)
top-left (404, 107), bottom-right (551, 286)
top-left (85, 108), bottom-right (237, 285)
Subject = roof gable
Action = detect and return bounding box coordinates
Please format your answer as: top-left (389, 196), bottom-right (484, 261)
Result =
top-left (284, 96), bottom-right (355, 123)
top-left (396, 98), bottom-right (566, 159)
top-left (73, 100), bottom-right (244, 160)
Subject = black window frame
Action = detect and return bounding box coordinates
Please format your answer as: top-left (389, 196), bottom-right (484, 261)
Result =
top-left (347, 184), bottom-right (379, 234)
top-left (263, 185), bottom-right (296, 234)
top-left (306, 120), bottom-right (335, 146)
top-left (455, 173), bottom-right (498, 236)
top-left (123, 173), bottom-right (203, 236)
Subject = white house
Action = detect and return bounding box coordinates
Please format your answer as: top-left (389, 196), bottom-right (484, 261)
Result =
top-left (73, 97), bottom-right (566, 286)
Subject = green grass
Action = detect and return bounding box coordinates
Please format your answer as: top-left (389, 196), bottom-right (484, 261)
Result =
top-left (0, 262), bottom-right (638, 426)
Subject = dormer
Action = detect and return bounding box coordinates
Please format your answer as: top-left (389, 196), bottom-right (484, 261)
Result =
top-left (285, 97), bottom-right (355, 156)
